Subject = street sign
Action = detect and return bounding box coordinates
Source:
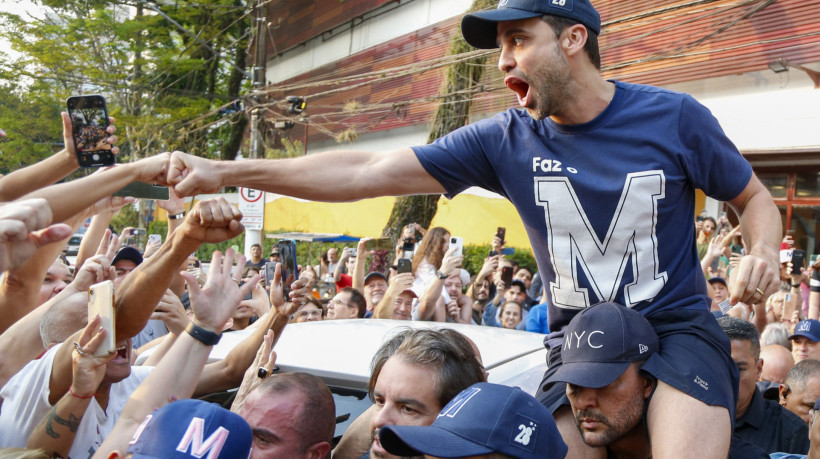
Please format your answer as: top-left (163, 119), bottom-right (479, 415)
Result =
top-left (238, 188), bottom-right (264, 231)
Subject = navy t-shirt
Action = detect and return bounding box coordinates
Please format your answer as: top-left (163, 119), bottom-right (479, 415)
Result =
top-left (413, 81), bottom-right (752, 333)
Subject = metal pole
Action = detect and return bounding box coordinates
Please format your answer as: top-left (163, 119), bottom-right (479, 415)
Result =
top-left (245, 0), bottom-right (267, 258)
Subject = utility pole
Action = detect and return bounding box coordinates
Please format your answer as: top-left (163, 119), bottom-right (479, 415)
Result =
top-left (244, 0), bottom-right (267, 257)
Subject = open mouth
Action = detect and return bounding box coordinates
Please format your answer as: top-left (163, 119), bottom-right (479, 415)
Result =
top-left (505, 76), bottom-right (530, 107)
top-left (115, 343), bottom-right (128, 359)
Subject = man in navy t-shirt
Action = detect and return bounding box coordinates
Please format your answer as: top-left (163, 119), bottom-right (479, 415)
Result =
top-left (166, 1), bottom-right (781, 457)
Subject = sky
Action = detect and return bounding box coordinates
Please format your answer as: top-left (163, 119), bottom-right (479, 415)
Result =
top-left (0, 0), bottom-right (44, 59)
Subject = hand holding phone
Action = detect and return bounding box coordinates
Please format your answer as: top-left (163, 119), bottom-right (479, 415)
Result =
top-left (792, 249), bottom-right (806, 275)
top-left (67, 95), bottom-right (115, 168)
top-left (500, 266), bottom-right (513, 290)
top-left (87, 280), bottom-right (116, 357)
top-left (450, 236), bottom-right (463, 257)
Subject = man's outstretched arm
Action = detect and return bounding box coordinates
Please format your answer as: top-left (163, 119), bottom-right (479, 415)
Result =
top-left (168, 148), bottom-right (446, 200)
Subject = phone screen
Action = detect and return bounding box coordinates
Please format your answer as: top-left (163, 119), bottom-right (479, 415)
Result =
top-left (264, 261), bottom-right (278, 286)
top-left (67, 95), bottom-right (114, 168)
top-left (496, 227), bottom-right (506, 243)
top-left (277, 239), bottom-right (298, 280)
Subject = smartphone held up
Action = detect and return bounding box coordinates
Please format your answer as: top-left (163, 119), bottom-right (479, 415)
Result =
top-left (67, 95), bottom-right (115, 168)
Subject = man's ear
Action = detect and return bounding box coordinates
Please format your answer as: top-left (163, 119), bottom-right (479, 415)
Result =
top-left (305, 441), bottom-right (331, 459)
top-left (779, 383), bottom-right (790, 406)
top-left (641, 375), bottom-right (656, 399)
top-left (560, 24), bottom-right (588, 58)
top-left (755, 358), bottom-right (764, 381)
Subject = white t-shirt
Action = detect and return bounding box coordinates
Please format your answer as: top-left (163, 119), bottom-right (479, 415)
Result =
top-left (0, 343), bottom-right (151, 458)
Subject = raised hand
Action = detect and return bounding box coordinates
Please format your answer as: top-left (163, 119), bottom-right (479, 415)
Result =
top-left (178, 198), bottom-right (244, 244)
top-left (150, 289), bottom-right (189, 336)
top-left (70, 316), bottom-right (117, 398)
top-left (181, 248), bottom-right (256, 333)
top-left (0, 199), bottom-right (73, 273)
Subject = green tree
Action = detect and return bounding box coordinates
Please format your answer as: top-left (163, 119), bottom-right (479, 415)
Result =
top-left (0, 0), bottom-right (254, 166)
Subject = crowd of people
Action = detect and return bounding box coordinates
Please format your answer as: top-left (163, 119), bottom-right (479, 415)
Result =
top-left (4, 0), bottom-right (820, 457)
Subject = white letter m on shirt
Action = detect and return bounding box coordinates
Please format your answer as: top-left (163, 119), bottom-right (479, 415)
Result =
top-left (534, 171), bottom-right (668, 309)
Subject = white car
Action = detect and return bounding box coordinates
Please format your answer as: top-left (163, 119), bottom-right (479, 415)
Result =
top-left (139, 319), bottom-right (548, 439)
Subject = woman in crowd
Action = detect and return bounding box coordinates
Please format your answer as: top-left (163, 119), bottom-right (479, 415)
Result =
top-left (290, 297), bottom-right (325, 323)
top-left (411, 226), bottom-right (450, 296)
top-left (499, 301), bottom-right (523, 330)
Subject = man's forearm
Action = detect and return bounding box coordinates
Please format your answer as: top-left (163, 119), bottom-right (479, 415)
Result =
top-left (27, 389), bottom-right (93, 458)
top-left (22, 162), bottom-right (142, 224)
top-left (94, 332), bottom-right (211, 458)
top-left (0, 151), bottom-right (76, 203)
top-left (735, 190), bottom-right (781, 260)
top-left (216, 148), bottom-right (442, 201)
top-left (195, 308), bottom-right (289, 396)
top-left (115, 229), bottom-right (200, 340)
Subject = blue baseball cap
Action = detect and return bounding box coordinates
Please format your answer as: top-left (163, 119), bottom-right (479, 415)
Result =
top-left (112, 246), bottom-right (143, 267)
top-left (127, 399), bottom-right (252, 459)
top-left (708, 277), bottom-right (728, 288)
top-left (790, 319), bottom-right (820, 343)
top-left (547, 302), bottom-right (659, 388)
top-left (462, 0), bottom-right (602, 49)
top-left (379, 382), bottom-right (567, 459)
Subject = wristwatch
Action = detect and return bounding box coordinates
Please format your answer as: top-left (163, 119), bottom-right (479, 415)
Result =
top-left (185, 322), bottom-right (221, 346)
top-left (791, 283), bottom-right (801, 289)
top-left (168, 211), bottom-right (186, 220)
top-left (435, 270), bottom-right (448, 280)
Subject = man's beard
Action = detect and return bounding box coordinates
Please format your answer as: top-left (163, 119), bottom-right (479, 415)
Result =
top-left (574, 397), bottom-right (644, 447)
top-left (522, 46), bottom-right (572, 121)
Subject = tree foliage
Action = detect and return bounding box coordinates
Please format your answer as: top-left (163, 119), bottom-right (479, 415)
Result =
top-left (0, 0), bottom-right (254, 169)
top-left (380, 0), bottom-right (496, 243)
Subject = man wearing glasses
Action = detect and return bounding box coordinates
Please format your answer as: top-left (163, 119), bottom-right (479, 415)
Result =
top-left (327, 287), bottom-right (366, 320)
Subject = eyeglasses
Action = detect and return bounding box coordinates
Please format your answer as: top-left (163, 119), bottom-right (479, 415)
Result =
top-left (329, 298), bottom-right (357, 309)
top-left (296, 309), bottom-right (322, 319)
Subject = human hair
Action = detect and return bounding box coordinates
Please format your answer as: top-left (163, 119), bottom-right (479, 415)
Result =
top-left (761, 322), bottom-right (791, 350)
top-left (717, 316), bottom-right (760, 361)
top-left (257, 372), bottom-right (336, 450)
top-left (501, 300), bottom-right (522, 316)
top-left (412, 227), bottom-right (450, 274)
top-left (541, 15), bottom-right (601, 69)
top-left (785, 359), bottom-right (820, 393)
top-left (341, 287), bottom-right (366, 318)
top-left (703, 216), bottom-right (717, 227)
top-left (368, 328), bottom-right (485, 408)
top-left (509, 279), bottom-right (527, 293)
top-left (40, 299), bottom-right (86, 348)
top-left (289, 296), bottom-right (325, 323)
top-left (469, 276), bottom-right (490, 301)
top-left (0, 448), bottom-right (49, 459)
top-left (251, 243), bottom-right (261, 249)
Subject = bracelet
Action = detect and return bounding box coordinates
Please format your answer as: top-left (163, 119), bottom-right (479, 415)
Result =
top-left (185, 322), bottom-right (221, 346)
top-left (168, 211), bottom-right (186, 220)
top-left (69, 386), bottom-right (95, 399)
top-left (792, 283), bottom-right (801, 289)
top-left (812, 270), bottom-right (820, 293)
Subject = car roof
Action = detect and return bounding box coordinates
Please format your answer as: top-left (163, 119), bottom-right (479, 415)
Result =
top-left (204, 319), bottom-right (548, 393)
